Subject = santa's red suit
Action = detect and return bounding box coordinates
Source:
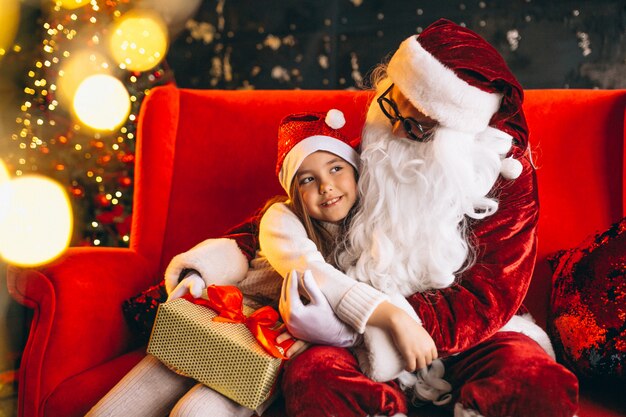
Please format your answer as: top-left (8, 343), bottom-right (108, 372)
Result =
top-left (165, 19), bottom-right (578, 417)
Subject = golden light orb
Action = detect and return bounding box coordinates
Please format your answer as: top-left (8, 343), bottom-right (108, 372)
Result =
top-left (57, 49), bottom-right (110, 109)
top-left (57, 0), bottom-right (91, 10)
top-left (109, 10), bottom-right (168, 72)
top-left (0, 175), bottom-right (73, 267)
top-left (0, 0), bottom-right (20, 58)
top-left (73, 74), bottom-right (131, 131)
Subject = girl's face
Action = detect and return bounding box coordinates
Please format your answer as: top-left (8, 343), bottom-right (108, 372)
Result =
top-left (295, 150), bottom-right (358, 224)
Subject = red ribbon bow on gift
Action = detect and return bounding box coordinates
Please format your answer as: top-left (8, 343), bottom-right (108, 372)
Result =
top-left (184, 285), bottom-right (288, 359)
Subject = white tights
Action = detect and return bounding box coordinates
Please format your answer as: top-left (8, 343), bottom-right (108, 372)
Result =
top-left (86, 355), bottom-right (253, 417)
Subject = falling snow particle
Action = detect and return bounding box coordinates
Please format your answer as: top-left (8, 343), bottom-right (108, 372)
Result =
top-left (507, 29), bottom-right (521, 51)
top-left (318, 55), bottom-right (329, 69)
top-left (350, 52), bottom-right (363, 86)
top-left (282, 35), bottom-right (296, 46)
top-left (577, 31), bottom-right (592, 56)
top-left (186, 20), bottom-right (215, 45)
top-left (264, 34), bottom-right (281, 51)
top-left (271, 66), bottom-right (291, 82)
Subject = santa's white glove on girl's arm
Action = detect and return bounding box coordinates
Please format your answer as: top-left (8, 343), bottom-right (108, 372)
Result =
top-left (164, 238), bottom-right (249, 296)
top-left (167, 272), bottom-right (206, 301)
top-left (279, 270), bottom-right (360, 348)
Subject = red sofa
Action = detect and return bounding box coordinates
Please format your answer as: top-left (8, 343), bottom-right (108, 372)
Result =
top-left (7, 86), bottom-right (626, 417)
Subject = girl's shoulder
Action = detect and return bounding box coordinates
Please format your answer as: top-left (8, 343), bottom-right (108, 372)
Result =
top-left (263, 199), bottom-right (294, 217)
top-left (260, 200), bottom-right (300, 228)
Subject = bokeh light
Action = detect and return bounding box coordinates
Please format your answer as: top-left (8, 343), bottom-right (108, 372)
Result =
top-left (0, 0), bottom-right (20, 58)
top-left (0, 160), bottom-right (11, 224)
top-left (73, 74), bottom-right (131, 131)
top-left (57, 0), bottom-right (91, 10)
top-left (0, 160), bottom-right (10, 185)
top-left (58, 49), bottom-right (110, 110)
top-left (109, 10), bottom-right (168, 72)
top-left (0, 175), bottom-right (73, 267)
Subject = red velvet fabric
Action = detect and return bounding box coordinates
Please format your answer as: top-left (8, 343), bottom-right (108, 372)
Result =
top-left (6, 88), bottom-right (626, 417)
top-left (280, 346), bottom-right (407, 417)
top-left (279, 333), bottom-right (578, 417)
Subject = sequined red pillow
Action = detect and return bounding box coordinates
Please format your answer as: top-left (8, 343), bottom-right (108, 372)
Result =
top-left (122, 280), bottom-right (168, 342)
top-left (548, 216), bottom-right (626, 381)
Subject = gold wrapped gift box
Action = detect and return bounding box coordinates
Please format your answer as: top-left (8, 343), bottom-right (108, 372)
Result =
top-left (147, 298), bottom-right (283, 411)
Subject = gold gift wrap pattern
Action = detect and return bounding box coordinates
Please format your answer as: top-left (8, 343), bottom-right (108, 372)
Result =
top-left (147, 298), bottom-right (283, 410)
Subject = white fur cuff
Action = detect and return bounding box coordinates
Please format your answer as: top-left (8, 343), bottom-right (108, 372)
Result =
top-left (356, 294), bottom-right (422, 382)
top-left (164, 238), bottom-right (249, 295)
top-left (499, 313), bottom-right (556, 359)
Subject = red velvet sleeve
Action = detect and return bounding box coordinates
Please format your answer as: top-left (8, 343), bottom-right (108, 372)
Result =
top-left (406, 153), bottom-right (539, 356)
top-left (221, 210), bottom-right (263, 262)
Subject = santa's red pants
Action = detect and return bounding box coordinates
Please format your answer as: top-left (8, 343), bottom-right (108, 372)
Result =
top-left (281, 332), bottom-right (578, 417)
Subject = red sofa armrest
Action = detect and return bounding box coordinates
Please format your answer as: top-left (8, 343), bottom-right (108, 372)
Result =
top-left (7, 247), bottom-right (156, 417)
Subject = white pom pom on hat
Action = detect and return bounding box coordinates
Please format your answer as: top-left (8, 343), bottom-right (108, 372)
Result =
top-left (500, 157), bottom-right (523, 180)
top-left (325, 108), bottom-right (346, 129)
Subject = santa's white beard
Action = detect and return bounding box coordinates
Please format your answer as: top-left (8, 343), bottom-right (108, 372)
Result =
top-left (337, 106), bottom-right (509, 296)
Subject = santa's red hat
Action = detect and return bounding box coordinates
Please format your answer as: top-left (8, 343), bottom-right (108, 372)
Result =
top-left (276, 109), bottom-right (359, 195)
top-left (386, 19), bottom-right (528, 156)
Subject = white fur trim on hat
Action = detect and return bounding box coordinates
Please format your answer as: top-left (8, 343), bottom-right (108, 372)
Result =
top-left (164, 238), bottom-right (249, 295)
top-left (387, 36), bottom-right (502, 134)
top-left (278, 135), bottom-right (359, 195)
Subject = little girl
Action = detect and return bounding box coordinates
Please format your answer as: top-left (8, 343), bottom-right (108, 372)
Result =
top-left (258, 110), bottom-right (438, 383)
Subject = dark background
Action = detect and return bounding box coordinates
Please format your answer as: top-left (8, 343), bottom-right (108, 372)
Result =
top-left (166, 0), bottom-right (626, 90)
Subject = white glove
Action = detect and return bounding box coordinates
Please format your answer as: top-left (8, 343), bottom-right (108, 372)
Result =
top-left (167, 273), bottom-right (206, 301)
top-left (279, 269), bottom-right (359, 348)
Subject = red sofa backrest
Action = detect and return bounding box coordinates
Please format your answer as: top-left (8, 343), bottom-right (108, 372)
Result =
top-left (133, 86), bottom-right (373, 275)
top-left (523, 89), bottom-right (626, 325)
top-left (134, 86), bottom-right (626, 325)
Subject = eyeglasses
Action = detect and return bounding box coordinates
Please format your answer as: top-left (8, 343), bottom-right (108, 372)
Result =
top-left (377, 83), bottom-right (434, 142)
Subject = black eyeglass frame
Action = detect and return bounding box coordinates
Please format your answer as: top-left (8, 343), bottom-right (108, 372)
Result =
top-left (376, 83), bottom-right (433, 142)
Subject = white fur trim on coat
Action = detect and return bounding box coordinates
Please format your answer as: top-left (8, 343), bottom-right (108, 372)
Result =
top-left (164, 238), bottom-right (249, 295)
top-left (454, 403), bottom-right (485, 417)
top-left (355, 293), bottom-right (422, 382)
top-left (387, 37), bottom-right (502, 134)
top-left (499, 313), bottom-right (556, 359)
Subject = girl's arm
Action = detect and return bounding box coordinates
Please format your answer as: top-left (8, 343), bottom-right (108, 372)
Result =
top-left (259, 202), bottom-right (388, 333)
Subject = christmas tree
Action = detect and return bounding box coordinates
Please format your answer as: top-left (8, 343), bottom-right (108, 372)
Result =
top-left (5, 0), bottom-right (174, 248)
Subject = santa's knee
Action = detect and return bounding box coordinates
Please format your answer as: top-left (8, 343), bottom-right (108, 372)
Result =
top-left (282, 346), bottom-right (354, 394)
top-left (454, 333), bottom-right (578, 417)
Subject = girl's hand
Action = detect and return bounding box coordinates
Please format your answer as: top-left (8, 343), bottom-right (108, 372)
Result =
top-left (367, 301), bottom-right (438, 372)
top-left (276, 331), bottom-right (308, 358)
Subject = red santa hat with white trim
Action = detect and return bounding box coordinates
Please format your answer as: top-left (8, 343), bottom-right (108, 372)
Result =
top-left (276, 109), bottom-right (359, 195)
top-left (386, 18), bottom-right (528, 179)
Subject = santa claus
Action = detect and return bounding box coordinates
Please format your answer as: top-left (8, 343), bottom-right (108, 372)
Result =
top-left (165, 19), bottom-right (579, 417)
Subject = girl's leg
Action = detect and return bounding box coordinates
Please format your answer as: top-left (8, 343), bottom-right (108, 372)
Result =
top-left (86, 354), bottom-right (196, 417)
top-left (281, 345), bottom-right (407, 417)
top-left (170, 384), bottom-right (253, 417)
top-left (441, 332), bottom-right (578, 417)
